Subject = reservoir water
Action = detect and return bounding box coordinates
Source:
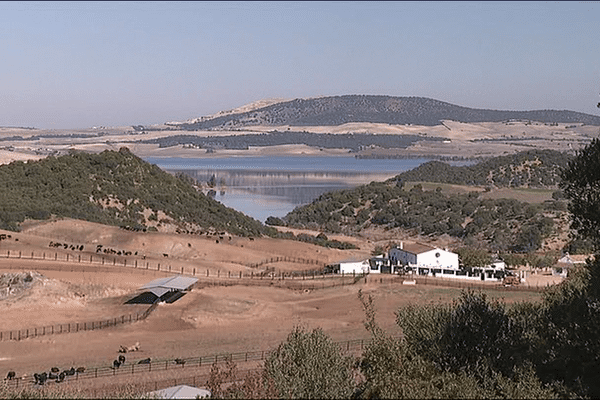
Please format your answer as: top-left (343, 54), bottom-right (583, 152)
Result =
top-left (144, 156), bottom-right (431, 223)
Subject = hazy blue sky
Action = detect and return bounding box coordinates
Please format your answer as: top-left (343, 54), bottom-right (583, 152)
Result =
top-left (1, 1), bottom-right (599, 129)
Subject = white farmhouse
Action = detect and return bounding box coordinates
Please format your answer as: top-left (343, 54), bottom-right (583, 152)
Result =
top-left (389, 242), bottom-right (507, 281)
top-left (389, 242), bottom-right (459, 275)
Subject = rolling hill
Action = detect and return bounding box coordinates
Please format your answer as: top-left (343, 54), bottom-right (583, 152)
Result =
top-left (273, 149), bottom-right (573, 253)
top-left (172, 95), bottom-right (600, 130)
top-left (0, 147), bottom-right (276, 237)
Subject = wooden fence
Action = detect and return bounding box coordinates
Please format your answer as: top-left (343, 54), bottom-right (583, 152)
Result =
top-left (0, 249), bottom-right (330, 281)
top-left (0, 304), bottom-right (156, 342)
top-left (407, 275), bottom-right (546, 292)
top-left (2, 337), bottom-right (370, 390)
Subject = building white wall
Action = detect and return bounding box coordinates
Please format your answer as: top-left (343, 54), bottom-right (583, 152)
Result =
top-left (389, 247), bottom-right (458, 270)
top-left (339, 260), bottom-right (370, 275)
top-left (417, 249), bottom-right (459, 270)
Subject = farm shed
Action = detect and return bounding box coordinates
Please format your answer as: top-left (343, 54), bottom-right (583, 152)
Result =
top-left (146, 384), bottom-right (210, 399)
top-left (126, 275), bottom-right (198, 304)
top-left (337, 259), bottom-right (371, 275)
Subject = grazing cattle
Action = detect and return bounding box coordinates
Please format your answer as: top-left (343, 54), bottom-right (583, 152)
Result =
top-left (65, 367), bottom-right (76, 376)
top-left (174, 358), bottom-right (186, 365)
top-left (50, 367), bottom-right (59, 373)
top-left (48, 372), bottom-right (58, 380)
top-left (138, 358), bottom-right (151, 364)
top-left (5, 371), bottom-right (15, 380)
top-left (128, 342), bottom-right (140, 352)
top-left (163, 253), bottom-right (169, 258)
top-left (34, 372), bottom-right (48, 385)
top-left (119, 341), bottom-right (140, 353)
top-left (112, 360), bottom-right (121, 369)
top-left (56, 371), bottom-right (66, 383)
top-left (118, 355), bottom-right (126, 364)
top-left (75, 367), bottom-right (85, 374)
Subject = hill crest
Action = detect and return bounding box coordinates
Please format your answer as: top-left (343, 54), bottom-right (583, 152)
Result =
top-left (171, 95), bottom-right (600, 130)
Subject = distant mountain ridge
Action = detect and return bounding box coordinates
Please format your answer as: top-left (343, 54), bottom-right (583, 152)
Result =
top-left (176, 95), bottom-right (600, 130)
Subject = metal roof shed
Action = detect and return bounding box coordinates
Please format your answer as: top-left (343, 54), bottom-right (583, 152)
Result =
top-left (146, 384), bottom-right (210, 399)
top-left (126, 275), bottom-right (199, 305)
top-left (140, 275), bottom-right (198, 291)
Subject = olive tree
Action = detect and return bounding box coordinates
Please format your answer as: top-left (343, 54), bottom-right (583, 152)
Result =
top-left (263, 326), bottom-right (356, 399)
top-left (560, 137), bottom-right (600, 251)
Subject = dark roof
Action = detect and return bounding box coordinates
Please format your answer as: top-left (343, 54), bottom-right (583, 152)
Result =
top-left (393, 242), bottom-right (436, 255)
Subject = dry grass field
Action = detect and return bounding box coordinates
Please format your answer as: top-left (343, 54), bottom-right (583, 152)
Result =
top-left (0, 218), bottom-right (557, 395)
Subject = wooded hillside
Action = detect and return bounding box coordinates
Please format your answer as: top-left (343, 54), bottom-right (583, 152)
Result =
top-left (0, 148), bottom-right (275, 237)
top-left (274, 150), bottom-right (573, 252)
top-left (394, 149), bottom-right (571, 188)
top-left (175, 95), bottom-right (600, 130)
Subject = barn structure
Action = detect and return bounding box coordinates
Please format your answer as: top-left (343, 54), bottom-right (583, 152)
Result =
top-left (126, 275), bottom-right (198, 304)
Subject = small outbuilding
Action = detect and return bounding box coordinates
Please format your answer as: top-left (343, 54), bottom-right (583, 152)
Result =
top-left (126, 275), bottom-right (198, 304)
top-left (338, 259), bottom-right (371, 275)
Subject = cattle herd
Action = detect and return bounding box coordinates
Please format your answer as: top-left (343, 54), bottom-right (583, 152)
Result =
top-left (31, 366), bottom-right (85, 385)
top-left (1, 341), bottom-right (179, 386)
